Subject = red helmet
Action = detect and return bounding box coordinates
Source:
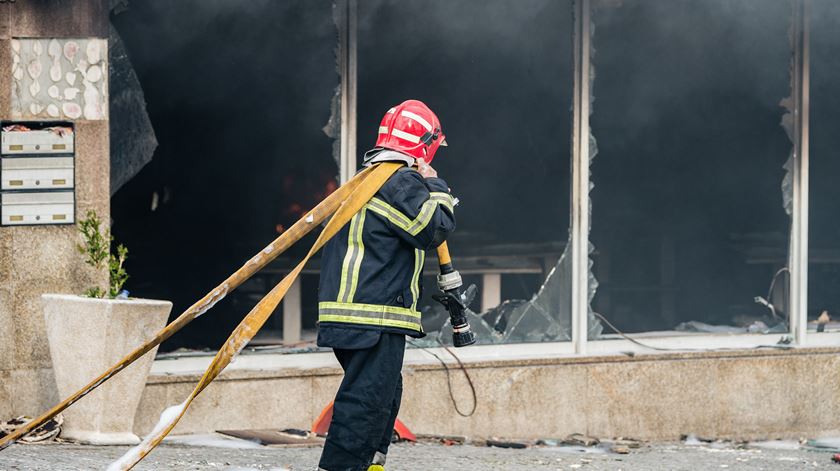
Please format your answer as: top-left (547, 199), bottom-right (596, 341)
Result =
top-left (373, 100), bottom-right (447, 164)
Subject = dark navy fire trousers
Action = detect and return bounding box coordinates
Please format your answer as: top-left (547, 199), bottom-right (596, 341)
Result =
top-left (318, 331), bottom-right (405, 471)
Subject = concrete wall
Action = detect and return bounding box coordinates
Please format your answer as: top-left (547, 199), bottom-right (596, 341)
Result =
top-left (0, 0), bottom-right (109, 418)
top-left (137, 348), bottom-right (840, 441)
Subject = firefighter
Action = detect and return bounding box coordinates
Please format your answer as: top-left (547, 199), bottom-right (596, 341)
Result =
top-left (317, 100), bottom-right (456, 471)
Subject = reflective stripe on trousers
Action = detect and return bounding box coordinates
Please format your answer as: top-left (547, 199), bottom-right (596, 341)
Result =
top-left (319, 301), bottom-right (423, 333)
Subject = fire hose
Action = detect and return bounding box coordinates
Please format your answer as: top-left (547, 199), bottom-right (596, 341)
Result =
top-left (0, 161), bottom-right (476, 470)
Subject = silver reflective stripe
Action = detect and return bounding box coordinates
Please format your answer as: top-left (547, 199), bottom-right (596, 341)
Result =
top-left (378, 126), bottom-right (423, 144)
top-left (400, 110), bottom-right (433, 131)
top-left (390, 128), bottom-right (422, 144)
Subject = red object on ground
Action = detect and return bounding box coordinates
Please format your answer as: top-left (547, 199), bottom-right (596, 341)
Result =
top-left (311, 401), bottom-right (335, 436)
top-left (392, 419), bottom-right (416, 442)
top-left (312, 401), bottom-right (416, 442)
top-left (832, 453), bottom-right (840, 464)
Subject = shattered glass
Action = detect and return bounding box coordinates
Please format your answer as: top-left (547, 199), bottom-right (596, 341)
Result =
top-left (418, 240), bottom-right (603, 347)
top-left (108, 22), bottom-right (158, 195)
top-left (323, 1), bottom-right (343, 168)
top-left (586, 0), bottom-right (792, 335)
top-left (414, 1), bottom-right (602, 346)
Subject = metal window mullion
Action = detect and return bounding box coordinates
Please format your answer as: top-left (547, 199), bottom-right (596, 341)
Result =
top-left (571, 0), bottom-right (591, 354)
top-left (338, 0), bottom-right (358, 184)
top-left (790, 0), bottom-right (811, 345)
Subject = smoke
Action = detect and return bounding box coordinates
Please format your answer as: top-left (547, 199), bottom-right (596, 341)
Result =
top-left (110, 0), bottom-right (339, 349)
top-left (356, 0), bottom-right (574, 245)
top-left (589, 0), bottom-right (794, 331)
top-left (106, 0), bottom-right (839, 349)
top-left (807, 0), bottom-right (840, 318)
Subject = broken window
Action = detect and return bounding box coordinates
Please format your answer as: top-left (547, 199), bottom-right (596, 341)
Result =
top-left (356, 0), bottom-right (576, 345)
top-left (807, 0), bottom-right (840, 334)
top-left (589, 0), bottom-right (793, 337)
top-left (110, 0), bottom-right (340, 350)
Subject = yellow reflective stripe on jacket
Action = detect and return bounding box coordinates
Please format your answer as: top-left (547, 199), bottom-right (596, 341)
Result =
top-left (429, 192), bottom-right (455, 213)
top-left (365, 196), bottom-right (445, 236)
top-left (318, 301), bottom-right (423, 332)
top-left (336, 209), bottom-right (366, 303)
top-left (410, 249), bottom-right (424, 311)
top-left (346, 209), bottom-right (366, 302)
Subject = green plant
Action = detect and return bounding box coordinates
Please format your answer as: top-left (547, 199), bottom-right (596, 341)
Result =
top-left (77, 210), bottom-right (130, 298)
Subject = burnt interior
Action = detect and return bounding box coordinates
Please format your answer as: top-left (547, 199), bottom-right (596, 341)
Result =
top-left (591, 0), bottom-right (793, 333)
top-left (110, 0), bottom-right (338, 349)
top-left (109, 0), bottom-right (839, 351)
top-left (808, 0), bottom-right (840, 323)
top-left (110, 0), bottom-right (571, 350)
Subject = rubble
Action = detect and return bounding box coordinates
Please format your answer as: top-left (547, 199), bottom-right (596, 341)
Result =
top-left (415, 434), bottom-right (466, 446)
top-left (486, 439), bottom-right (529, 449)
top-left (675, 320), bottom-right (788, 335)
top-left (0, 414), bottom-right (63, 444)
top-left (108, 22), bottom-right (158, 195)
top-left (216, 429), bottom-right (324, 447)
top-left (562, 433), bottom-right (600, 447)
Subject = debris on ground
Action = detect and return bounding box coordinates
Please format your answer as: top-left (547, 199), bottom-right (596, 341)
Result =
top-left (612, 437), bottom-right (642, 449)
top-left (0, 414), bottom-right (63, 443)
top-left (806, 437), bottom-right (840, 452)
top-left (164, 433), bottom-right (263, 449)
top-left (536, 435), bottom-right (640, 455)
top-left (416, 434), bottom-right (466, 446)
top-left (486, 438), bottom-right (529, 449)
top-left (3, 439), bottom-right (831, 470)
top-left (681, 434), bottom-right (715, 446)
top-left (746, 439), bottom-right (802, 450)
top-left (563, 433), bottom-right (600, 447)
top-left (216, 429), bottom-right (324, 447)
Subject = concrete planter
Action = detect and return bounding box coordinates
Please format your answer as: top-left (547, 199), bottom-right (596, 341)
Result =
top-left (42, 294), bottom-right (172, 445)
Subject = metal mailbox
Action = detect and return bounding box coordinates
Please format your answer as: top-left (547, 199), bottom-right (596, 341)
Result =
top-left (1, 128), bottom-right (75, 155)
top-left (0, 122), bottom-right (75, 226)
top-left (1, 156), bottom-right (74, 190)
top-left (1, 191), bottom-right (75, 225)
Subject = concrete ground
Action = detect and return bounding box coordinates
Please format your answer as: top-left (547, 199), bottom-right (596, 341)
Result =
top-left (0, 439), bottom-right (835, 471)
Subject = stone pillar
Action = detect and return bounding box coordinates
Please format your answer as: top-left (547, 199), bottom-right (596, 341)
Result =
top-left (0, 0), bottom-right (110, 418)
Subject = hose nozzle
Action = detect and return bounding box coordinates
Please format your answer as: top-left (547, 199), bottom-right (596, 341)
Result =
top-left (435, 242), bottom-right (476, 347)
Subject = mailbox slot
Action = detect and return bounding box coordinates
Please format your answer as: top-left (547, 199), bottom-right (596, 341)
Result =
top-left (1, 128), bottom-right (75, 155)
top-left (1, 157), bottom-right (74, 190)
top-left (0, 122), bottom-right (75, 226)
top-left (1, 191), bottom-right (74, 225)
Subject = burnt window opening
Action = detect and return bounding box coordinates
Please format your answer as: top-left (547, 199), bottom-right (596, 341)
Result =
top-left (356, 0), bottom-right (575, 344)
top-left (590, 0), bottom-right (793, 336)
top-left (808, 0), bottom-right (840, 333)
top-left (110, 0), bottom-right (339, 351)
top-left (107, 0), bottom-right (823, 353)
top-left (110, 0), bottom-right (574, 352)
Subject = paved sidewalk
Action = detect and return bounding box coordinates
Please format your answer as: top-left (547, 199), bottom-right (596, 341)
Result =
top-left (0, 439), bottom-right (833, 470)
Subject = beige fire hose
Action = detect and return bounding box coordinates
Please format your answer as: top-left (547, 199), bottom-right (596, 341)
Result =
top-left (0, 162), bottom-right (402, 465)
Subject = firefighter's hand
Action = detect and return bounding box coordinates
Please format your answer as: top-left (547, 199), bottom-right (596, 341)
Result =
top-left (417, 161), bottom-right (438, 179)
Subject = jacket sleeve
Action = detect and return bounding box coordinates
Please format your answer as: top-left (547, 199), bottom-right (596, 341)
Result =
top-left (373, 169), bottom-right (456, 250)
